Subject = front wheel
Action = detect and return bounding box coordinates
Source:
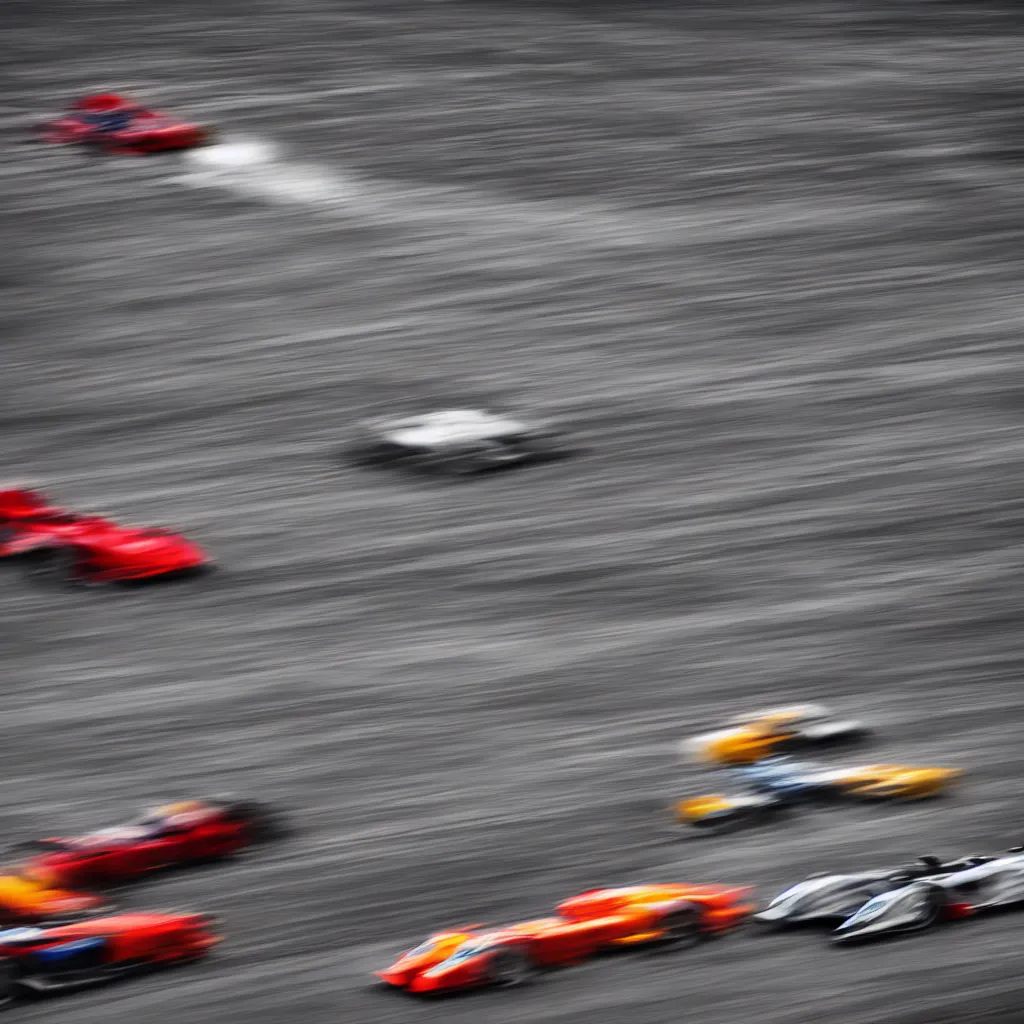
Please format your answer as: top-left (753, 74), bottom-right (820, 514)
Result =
top-left (903, 885), bottom-right (944, 930)
top-left (434, 441), bottom-right (521, 476)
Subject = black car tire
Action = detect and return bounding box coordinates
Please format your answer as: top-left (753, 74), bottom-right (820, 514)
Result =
top-left (431, 445), bottom-right (490, 476)
top-left (905, 885), bottom-right (945, 929)
top-left (487, 947), bottom-right (534, 988)
top-left (688, 809), bottom-right (753, 836)
top-left (513, 433), bottom-right (566, 463)
top-left (0, 959), bottom-right (18, 1011)
top-left (24, 548), bottom-right (83, 587)
top-left (655, 905), bottom-right (704, 950)
top-left (437, 439), bottom-right (528, 476)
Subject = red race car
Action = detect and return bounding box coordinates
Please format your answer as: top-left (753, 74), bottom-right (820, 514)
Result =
top-left (0, 488), bottom-right (211, 585)
top-left (377, 883), bottom-right (754, 994)
top-left (12, 798), bottom-right (286, 896)
top-left (35, 93), bottom-right (211, 153)
top-left (0, 910), bottom-right (219, 1010)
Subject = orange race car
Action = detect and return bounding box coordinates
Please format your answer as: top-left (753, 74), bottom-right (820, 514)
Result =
top-left (682, 704), bottom-right (870, 766)
top-left (376, 883), bottom-right (753, 994)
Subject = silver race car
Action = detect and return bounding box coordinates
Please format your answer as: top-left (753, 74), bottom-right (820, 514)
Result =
top-left (832, 849), bottom-right (1024, 944)
top-left (753, 854), bottom-right (995, 929)
top-left (349, 409), bottom-right (568, 476)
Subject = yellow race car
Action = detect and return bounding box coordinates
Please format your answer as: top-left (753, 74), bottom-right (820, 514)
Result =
top-left (682, 704), bottom-right (869, 766)
top-left (675, 757), bottom-right (962, 834)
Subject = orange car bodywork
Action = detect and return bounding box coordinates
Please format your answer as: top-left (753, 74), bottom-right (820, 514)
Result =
top-left (0, 870), bottom-right (106, 924)
top-left (688, 710), bottom-right (815, 765)
top-left (377, 884), bottom-right (753, 993)
top-left (820, 764), bottom-right (962, 799)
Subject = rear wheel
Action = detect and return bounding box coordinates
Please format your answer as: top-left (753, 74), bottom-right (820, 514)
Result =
top-left (513, 433), bottom-right (565, 463)
top-left (656, 906), bottom-right (704, 950)
top-left (0, 959), bottom-right (18, 1011)
top-left (486, 948), bottom-right (534, 988)
top-left (24, 548), bottom-right (83, 587)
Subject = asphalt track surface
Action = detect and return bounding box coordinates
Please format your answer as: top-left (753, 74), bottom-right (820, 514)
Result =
top-left (4, 1), bottom-right (1024, 1022)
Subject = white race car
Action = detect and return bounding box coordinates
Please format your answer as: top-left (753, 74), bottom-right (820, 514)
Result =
top-left (832, 849), bottom-right (1024, 944)
top-left (350, 409), bottom-right (568, 476)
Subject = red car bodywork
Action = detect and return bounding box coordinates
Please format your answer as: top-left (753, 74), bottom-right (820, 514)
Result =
top-left (37, 93), bottom-right (210, 153)
top-left (377, 883), bottom-right (754, 994)
top-left (16, 800), bottom-right (277, 894)
top-left (0, 911), bottom-right (219, 1005)
top-left (0, 488), bottom-right (209, 583)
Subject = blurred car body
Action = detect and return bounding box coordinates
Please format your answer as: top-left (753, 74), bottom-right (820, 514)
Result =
top-left (832, 850), bottom-right (1024, 944)
top-left (350, 409), bottom-right (568, 476)
top-left (753, 853), bottom-right (995, 929)
top-left (0, 910), bottom-right (219, 1009)
top-left (676, 757), bottom-right (960, 833)
top-left (682, 704), bottom-right (869, 766)
top-left (36, 93), bottom-right (210, 153)
top-left (377, 883), bottom-right (753, 993)
top-left (0, 488), bottom-right (210, 584)
top-left (12, 798), bottom-right (285, 894)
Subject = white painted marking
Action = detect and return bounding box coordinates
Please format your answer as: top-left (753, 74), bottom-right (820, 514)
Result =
top-left (177, 138), bottom-right (354, 207)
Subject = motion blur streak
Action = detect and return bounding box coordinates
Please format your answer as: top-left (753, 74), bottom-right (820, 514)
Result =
top-left (6, 0), bottom-right (1024, 1023)
top-left (180, 140), bottom-right (349, 207)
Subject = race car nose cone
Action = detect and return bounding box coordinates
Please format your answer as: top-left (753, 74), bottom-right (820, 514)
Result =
top-left (375, 967), bottom-right (414, 988)
top-left (751, 907), bottom-right (790, 925)
top-left (406, 972), bottom-right (443, 993)
top-left (830, 917), bottom-right (884, 945)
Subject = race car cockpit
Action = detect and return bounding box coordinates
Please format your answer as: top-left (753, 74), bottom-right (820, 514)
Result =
top-left (81, 110), bottom-right (137, 132)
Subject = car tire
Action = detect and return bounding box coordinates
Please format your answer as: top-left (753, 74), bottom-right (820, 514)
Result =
top-left (431, 446), bottom-right (489, 476)
top-left (24, 547), bottom-right (83, 587)
top-left (514, 433), bottom-right (566, 463)
top-left (0, 958), bottom-right (18, 1011)
top-left (905, 884), bottom-right (945, 929)
top-left (687, 809), bottom-right (752, 836)
top-left (487, 947), bottom-right (534, 988)
top-left (434, 441), bottom-right (522, 476)
top-left (656, 905), bottom-right (704, 950)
